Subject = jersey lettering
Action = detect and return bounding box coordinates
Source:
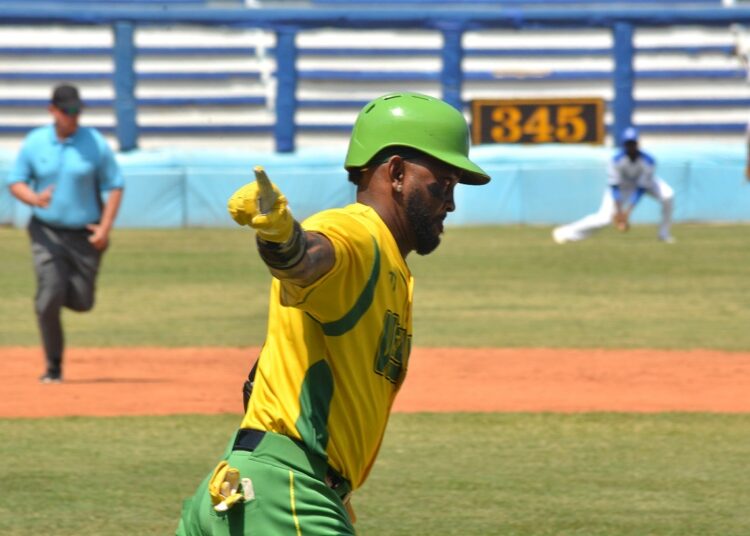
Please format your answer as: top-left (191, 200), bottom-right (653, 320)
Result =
top-left (373, 310), bottom-right (412, 384)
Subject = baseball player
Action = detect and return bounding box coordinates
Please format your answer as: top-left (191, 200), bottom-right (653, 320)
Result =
top-left (552, 127), bottom-right (675, 244)
top-left (175, 92), bottom-right (490, 535)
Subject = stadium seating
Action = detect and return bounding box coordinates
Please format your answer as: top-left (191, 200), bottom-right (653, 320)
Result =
top-left (2, 4), bottom-right (750, 230)
top-left (0, 5), bottom-right (748, 152)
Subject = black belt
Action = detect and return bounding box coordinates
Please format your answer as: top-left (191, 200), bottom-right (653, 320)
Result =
top-left (233, 428), bottom-right (352, 502)
top-left (233, 428), bottom-right (268, 451)
top-left (30, 216), bottom-right (90, 234)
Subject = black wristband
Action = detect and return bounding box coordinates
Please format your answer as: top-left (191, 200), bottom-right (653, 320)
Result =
top-left (256, 220), bottom-right (307, 270)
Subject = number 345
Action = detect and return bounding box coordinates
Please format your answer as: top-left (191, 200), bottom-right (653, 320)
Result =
top-left (490, 105), bottom-right (588, 143)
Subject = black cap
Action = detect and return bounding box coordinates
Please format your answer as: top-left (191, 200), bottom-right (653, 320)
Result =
top-left (51, 84), bottom-right (83, 109)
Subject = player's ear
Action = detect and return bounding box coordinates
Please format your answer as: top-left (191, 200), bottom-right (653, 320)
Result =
top-left (387, 156), bottom-right (406, 194)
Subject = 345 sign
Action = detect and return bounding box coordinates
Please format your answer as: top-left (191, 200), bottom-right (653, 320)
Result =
top-left (471, 98), bottom-right (604, 145)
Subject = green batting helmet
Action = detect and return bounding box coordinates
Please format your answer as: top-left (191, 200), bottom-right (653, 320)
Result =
top-left (344, 92), bottom-right (490, 185)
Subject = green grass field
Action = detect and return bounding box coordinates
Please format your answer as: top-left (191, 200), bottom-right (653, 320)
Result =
top-left (2, 223), bottom-right (750, 349)
top-left (1, 414), bottom-right (749, 535)
top-left (2, 224), bottom-right (750, 535)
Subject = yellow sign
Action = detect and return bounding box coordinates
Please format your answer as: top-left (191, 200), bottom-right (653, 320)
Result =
top-left (471, 98), bottom-right (605, 145)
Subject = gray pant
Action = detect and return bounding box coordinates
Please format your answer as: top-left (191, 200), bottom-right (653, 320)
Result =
top-left (28, 218), bottom-right (102, 376)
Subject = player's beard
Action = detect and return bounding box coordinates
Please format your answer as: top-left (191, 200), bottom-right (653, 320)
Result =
top-left (405, 189), bottom-right (442, 256)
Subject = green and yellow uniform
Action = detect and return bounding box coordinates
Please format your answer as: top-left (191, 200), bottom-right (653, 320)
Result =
top-left (244, 202), bottom-right (413, 489)
top-left (178, 90), bottom-right (490, 536)
top-left (177, 203), bottom-right (413, 535)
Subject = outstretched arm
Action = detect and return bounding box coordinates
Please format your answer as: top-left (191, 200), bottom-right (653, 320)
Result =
top-left (227, 167), bottom-right (335, 287)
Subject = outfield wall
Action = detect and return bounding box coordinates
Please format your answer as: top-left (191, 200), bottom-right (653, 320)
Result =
top-left (1, 143), bottom-right (748, 228)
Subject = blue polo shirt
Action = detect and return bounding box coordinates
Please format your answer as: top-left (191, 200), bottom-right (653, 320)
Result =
top-left (7, 124), bottom-right (124, 229)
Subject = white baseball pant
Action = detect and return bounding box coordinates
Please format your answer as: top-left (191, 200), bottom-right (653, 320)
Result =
top-left (553, 179), bottom-right (674, 243)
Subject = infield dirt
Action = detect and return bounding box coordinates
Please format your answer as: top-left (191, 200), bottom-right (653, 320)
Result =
top-left (1, 347), bottom-right (749, 418)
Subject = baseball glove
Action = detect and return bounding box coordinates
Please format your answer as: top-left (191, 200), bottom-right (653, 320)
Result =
top-left (613, 211), bottom-right (630, 232)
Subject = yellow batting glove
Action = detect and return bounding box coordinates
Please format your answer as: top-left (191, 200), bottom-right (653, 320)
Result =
top-left (227, 166), bottom-right (294, 243)
top-left (208, 461), bottom-right (245, 512)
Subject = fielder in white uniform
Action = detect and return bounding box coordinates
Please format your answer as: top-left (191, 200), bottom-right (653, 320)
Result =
top-left (552, 127), bottom-right (675, 244)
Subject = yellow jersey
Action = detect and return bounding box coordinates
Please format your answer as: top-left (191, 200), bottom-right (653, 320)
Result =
top-left (241, 203), bottom-right (414, 490)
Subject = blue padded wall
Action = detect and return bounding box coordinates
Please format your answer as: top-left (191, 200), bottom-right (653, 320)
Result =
top-left (2, 143), bottom-right (748, 228)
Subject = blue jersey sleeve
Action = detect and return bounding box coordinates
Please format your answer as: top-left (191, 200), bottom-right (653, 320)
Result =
top-left (6, 137), bottom-right (33, 186)
top-left (94, 131), bottom-right (124, 192)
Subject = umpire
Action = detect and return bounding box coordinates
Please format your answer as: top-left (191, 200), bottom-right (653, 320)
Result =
top-left (7, 84), bottom-right (124, 383)
top-left (176, 92), bottom-right (490, 535)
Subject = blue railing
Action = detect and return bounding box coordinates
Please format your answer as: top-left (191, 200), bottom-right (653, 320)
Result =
top-left (0, 0), bottom-right (223, 4)
top-left (2, 5), bottom-right (750, 151)
top-left (313, 0), bottom-right (722, 4)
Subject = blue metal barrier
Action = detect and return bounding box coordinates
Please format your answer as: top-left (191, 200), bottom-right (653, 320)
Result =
top-left (114, 22), bottom-right (138, 154)
top-left (0, 44), bottom-right (736, 56)
top-left (313, 0), bottom-right (721, 4)
top-left (2, 5), bottom-right (750, 151)
top-left (0, 0), bottom-right (222, 4)
top-left (2, 68), bottom-right (743, 82)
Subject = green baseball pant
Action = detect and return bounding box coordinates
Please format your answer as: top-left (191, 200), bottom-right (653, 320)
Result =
top-left (176, 431), bottom-right (355, 536)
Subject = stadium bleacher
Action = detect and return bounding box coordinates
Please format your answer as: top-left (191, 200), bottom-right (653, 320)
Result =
top-left (0, 4), bottom-right (749, 153)
top-left (0, 28), bottom-right (750, 151)
top-left (2, 3), bottom-right (750, 230)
